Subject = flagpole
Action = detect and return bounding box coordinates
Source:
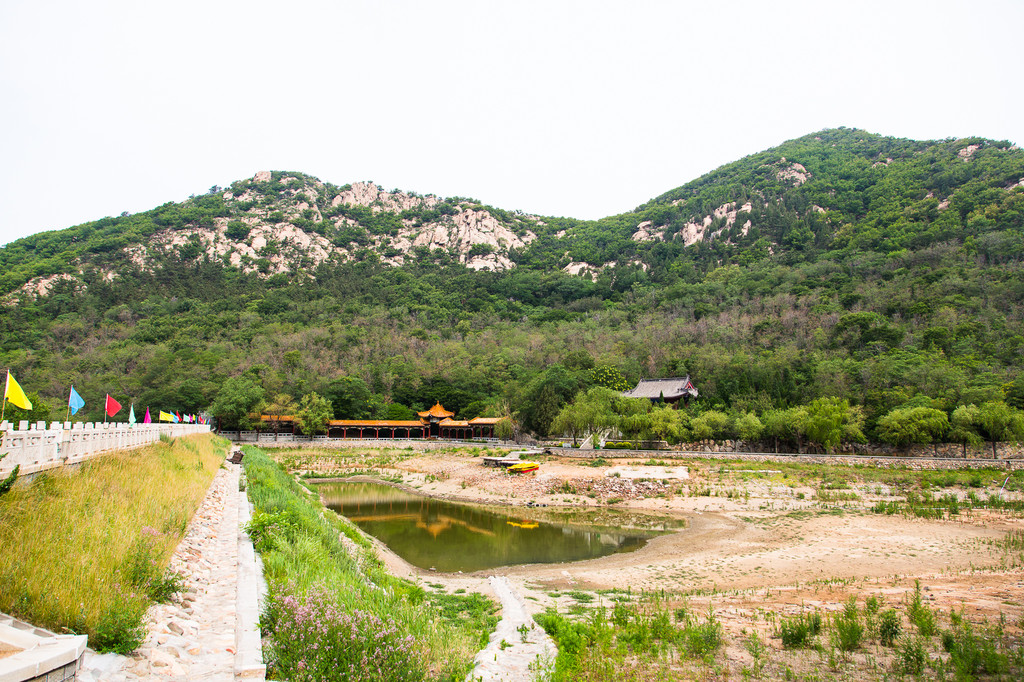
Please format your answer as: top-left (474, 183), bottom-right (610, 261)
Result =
top-left (65, 386), bottom-right (72, 423)
top-left (1, 370), bottom-right (8, 423)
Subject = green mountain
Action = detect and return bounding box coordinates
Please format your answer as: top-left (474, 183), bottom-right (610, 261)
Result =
top-left (1, 127), bottom-right (1022, 439)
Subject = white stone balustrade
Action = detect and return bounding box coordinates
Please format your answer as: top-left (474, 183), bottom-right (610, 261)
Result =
top-left (0, 421), bottom-right (211, 476)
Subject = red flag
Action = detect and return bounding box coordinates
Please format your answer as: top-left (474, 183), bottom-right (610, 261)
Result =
top-left (105, 394), bottom-right (122, 417)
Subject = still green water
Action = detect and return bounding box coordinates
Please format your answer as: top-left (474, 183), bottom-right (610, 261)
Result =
top-left (317, 481), bottom-right (683, 573)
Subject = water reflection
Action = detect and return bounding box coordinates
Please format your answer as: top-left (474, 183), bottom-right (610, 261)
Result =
top-left (317, 481), bottom-right (675, 573)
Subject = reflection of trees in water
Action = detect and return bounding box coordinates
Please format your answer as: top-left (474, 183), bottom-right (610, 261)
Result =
top-left (321, 482), bottom-right (651, 572)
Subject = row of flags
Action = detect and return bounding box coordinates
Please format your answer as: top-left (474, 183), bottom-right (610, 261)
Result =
top-left (3, 371), bottom-right (206, 425)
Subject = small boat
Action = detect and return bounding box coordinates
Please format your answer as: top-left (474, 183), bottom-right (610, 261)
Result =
top-left (507, 461), bottom-right (539, 474)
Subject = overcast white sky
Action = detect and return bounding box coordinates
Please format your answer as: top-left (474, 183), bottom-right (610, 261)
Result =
top-left (1, 0), bottom-right (1022, 246)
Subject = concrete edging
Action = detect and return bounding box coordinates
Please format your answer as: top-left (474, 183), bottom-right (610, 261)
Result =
top-left (0, 614), bottom-right (87, 682)
top-left (235, 472), bottom-right (267, 680)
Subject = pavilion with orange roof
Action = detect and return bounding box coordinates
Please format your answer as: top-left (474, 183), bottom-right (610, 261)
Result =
top-left (259, 402), bottom-right (500, 440)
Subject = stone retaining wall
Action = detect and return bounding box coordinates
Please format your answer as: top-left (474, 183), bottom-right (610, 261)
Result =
top-left (596, 438), bottom-right (1023, 460)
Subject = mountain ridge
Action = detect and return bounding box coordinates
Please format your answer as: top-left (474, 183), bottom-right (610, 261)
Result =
top-left (1, 127), bottom-right (1022, 438)
top-left (2, 127), bottom-right (1022, 302)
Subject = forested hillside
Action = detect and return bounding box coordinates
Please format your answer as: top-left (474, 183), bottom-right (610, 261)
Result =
top-left (1, 128), bottom-right (1022, 448)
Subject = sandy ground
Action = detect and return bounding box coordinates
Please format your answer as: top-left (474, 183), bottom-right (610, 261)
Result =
top-left (350, 453), bottom-right (1020, 593)
top-left (285, 448), bottom-right (1024, 678)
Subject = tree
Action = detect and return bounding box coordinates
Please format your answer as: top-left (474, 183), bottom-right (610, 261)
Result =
top-left (210, 375), bottom-right (266, 431)
top-left (1005, 375), bottom-right (1024, 410)
top-left (495, 417), bottom-right (514, 442)
top-left (976, 401), bottom-right (1024, 459)
top-left (734, 412), bottom-right (764, 443)
top-left (518, 365), bottom-right (584, 436)
top-left (761, 407), bottom-right (809, 453)
top-left (643, 405), bottom-right (690, 443)
top-left (549, 387), bottom-right (619, 445)
top-left (690, 410), bottom-right (731, 441)
top-left (383, 403), bottom-right (416, 420)
top-left (590, 365), bottom-right (630, 391)
top-left (3, 392), bottom-right (52, 426)
top-left (876, 407), bottom-right (949, 448)
top-left (293, 392), bottom-right (332, 436)
top-left (263, 393), bottom-right (297, 439)
top-left (804, 397), bottom-right (865, 453)
top-left (948, 404), bottom-right (984, 457)
top-left (324, 376), bottom-right (375, 419)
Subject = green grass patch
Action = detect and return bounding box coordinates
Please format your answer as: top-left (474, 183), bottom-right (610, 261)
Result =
top-left (243, 446), bottom-right (495, 681)
top-left (534, 593), bottom-right (722, 680)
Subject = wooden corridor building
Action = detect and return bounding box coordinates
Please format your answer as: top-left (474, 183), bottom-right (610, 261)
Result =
top-left (260, 402), bottom-right (501, 440)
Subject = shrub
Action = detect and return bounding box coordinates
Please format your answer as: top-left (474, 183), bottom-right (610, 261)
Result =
top-left (896, 635), bottom-right (927, 675)
top-left (779, 611), bottom-right (821, 649)
top-left (907, 581), bottom-right (937, 636)
top-left (225, 220), bottom-right (251, 240)
top-left (92, 590), bottom-right (147, 654)
top-left (879, 608), bottom-right (902, 646)
top-left (683, 611), bottom-right (722, 657)
top-left (942, 617), bottom-right (1008, 677)
top-left (832, 597), bottom-right (863, 651)
top-left (0, 455), bottom-right (17, 495)
top-left (122, 532), bottom-right (184, 603)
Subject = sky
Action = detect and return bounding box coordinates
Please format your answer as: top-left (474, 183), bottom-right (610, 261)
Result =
top-left (1, 0), bottom-right (1022, 246)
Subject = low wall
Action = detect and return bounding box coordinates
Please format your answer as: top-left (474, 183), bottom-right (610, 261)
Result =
top-left (0, 420), bottom-right (212, 476)
top-left (218, 432), bottom-right (504, 448)
top-left (600, 438), bottom-right (1024, 460)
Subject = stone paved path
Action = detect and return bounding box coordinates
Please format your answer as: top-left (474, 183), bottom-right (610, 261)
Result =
top-left (468, 576), bottom-right (556, 682)
top-left (77, 459), bottom-right (555, 682)
top-left (79, 463), bottom-right (256, 681)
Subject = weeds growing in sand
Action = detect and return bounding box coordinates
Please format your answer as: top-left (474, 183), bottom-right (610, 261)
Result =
top-left (779, 611), bottom-right (822, 649)
top-left (535, 593), bottom-right (722, 680)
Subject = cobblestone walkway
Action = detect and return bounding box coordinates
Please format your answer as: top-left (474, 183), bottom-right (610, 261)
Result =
top-left (79, 463), bottom-right (259, 681)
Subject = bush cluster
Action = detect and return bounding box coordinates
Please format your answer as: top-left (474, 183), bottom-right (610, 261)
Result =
top-left (264, 584), bottom-right (423, 682)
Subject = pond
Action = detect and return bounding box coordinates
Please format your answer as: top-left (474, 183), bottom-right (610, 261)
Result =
top-left (316, 480), bottom-right (684, 573)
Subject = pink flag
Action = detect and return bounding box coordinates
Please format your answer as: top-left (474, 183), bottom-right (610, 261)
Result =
top-left (144, 407), bottom-right (152, 424)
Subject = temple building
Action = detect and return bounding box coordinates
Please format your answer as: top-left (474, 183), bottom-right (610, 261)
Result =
top-left (259, 402), bottom-right (501, 440)
top-left (621, 376), bottom-right (698, 407)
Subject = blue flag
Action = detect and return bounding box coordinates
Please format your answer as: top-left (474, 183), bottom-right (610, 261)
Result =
top-left (68, 386), bottom-right (85, 415)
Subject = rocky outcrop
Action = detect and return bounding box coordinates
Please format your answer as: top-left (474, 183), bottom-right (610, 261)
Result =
top-left (331, 181), bottom-right (440, 213)
top-left (102, 174), bottom-right (540, 277)
top-left (672, 200), bottom-right (754, 246)
top-left (958, 144), bottom-right (981, 161)
top-left (631, 220), bottom-right (664, 242)
top-left (776, 161), bottom-right (810, 186)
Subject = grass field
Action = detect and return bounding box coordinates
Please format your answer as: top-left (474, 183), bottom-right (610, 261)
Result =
top-left (0, 433), bottom-right (227, 651)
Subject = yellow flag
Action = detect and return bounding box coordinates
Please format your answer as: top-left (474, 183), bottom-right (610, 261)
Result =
top-left (5, 372), bottom-right (33, 411)
top-left (159, 410), bottom-right (174, 422)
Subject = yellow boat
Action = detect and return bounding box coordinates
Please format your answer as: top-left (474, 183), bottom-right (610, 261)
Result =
top-left (507, 461), bottom-right (539, 474)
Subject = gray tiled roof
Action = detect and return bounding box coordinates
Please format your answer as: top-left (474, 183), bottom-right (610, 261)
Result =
top-left (621, 376), bottom-right (698, 400)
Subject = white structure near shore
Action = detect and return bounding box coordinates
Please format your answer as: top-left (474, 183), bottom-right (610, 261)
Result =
top-left (0, 420), bottom-right (211, 477)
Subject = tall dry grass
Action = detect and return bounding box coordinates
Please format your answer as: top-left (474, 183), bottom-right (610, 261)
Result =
top-left (0, 433), bottom-right (226, 646)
